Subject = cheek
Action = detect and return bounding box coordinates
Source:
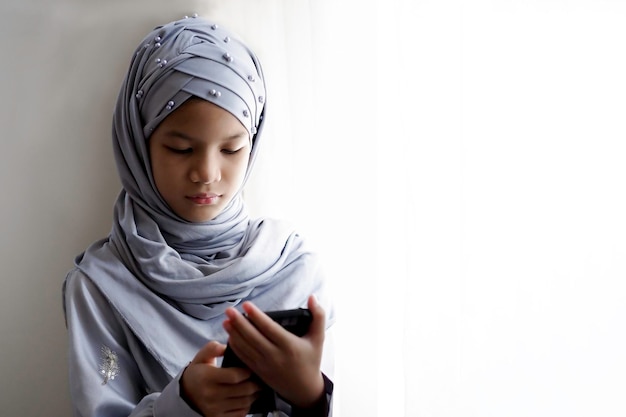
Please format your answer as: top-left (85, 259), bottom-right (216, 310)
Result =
top-left (148, 143), bottom-right (161, 181)
top-left (233, 155), bottom-right (250, 183)
top-left (150, 153), bottom-right (178, 194)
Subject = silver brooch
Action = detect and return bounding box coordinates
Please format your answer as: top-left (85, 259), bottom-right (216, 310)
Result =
top-left (99, 345), bottom-right (120, 385)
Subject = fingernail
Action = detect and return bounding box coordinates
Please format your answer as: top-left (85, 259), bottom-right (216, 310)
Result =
top-left (242, 302), bottom-right (255, 313)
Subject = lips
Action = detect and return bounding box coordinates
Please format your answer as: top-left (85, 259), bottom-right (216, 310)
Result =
top-left (186, 193), bottom-right (221, 205)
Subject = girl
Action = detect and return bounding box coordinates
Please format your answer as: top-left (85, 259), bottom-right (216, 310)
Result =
top-left (63, 15), bottom-right (334, 417)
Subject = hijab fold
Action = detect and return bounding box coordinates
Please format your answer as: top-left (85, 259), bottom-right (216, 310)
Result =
top-left (73, 17), bottom-right (333, 375)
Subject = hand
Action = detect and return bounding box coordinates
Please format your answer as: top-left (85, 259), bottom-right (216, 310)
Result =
top-left (180, 341), bottom-right (261, 417)
top-left (223, 295), bottom-right (326, 408)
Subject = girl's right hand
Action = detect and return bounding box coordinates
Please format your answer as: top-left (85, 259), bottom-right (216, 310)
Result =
top-left (180, 341), bottom-right (260, 417)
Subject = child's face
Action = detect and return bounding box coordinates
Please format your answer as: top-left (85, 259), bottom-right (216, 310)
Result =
top-left (149, 98), bottom-right (251, 222)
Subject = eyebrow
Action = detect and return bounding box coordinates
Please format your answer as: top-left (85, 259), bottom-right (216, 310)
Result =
top-left (166, 130), bottom-right (248, 142)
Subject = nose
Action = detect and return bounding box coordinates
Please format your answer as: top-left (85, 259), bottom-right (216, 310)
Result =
top-left (189, 151), bottom-right (221, 184)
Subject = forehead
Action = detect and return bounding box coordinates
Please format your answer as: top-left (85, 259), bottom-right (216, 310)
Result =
top-left (153, 98), bottom-right (249, 140)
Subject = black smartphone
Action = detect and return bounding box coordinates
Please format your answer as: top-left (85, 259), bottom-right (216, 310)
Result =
top-left (222, 308), bottom-right (313, 414)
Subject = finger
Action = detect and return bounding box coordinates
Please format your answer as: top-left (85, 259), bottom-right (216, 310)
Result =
top-left (185, 362), bottom-right (253, 390)
top-left (222, 410), bottom-right (250, 417)
top-left (223, 390), bottom-right (261, 415)
top-left (204, 380), bottom-right (260, 414)
top-left (224, 307), bottom-right (283, 371)
top-left (221, 379), bottom-right (262, 399)
top-left (305, 295), bottom-right (326, 345)
top-left (189, 342), bottom-right (254, 384)
top-left (241, 302), bottom-right (295, 346)
top-left (191, 341), bottom-right (226, 365)
top-left (204, 395), bottom-right (256, 416)
top-left (225, 306), bottom-right (278, 352)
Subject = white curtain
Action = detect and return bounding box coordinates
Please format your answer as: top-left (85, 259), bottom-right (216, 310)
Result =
top-left (216, 1), bottom-right (626, 416)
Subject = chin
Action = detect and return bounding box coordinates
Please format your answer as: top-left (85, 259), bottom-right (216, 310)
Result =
top-left (174, 200), bottom-right (230, 223)
top-left (184, 209), bottom-right (222, 223)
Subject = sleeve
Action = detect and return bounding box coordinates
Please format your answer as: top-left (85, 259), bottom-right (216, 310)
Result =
top-left (272, 327), bottom-right (336, 417)
top-left (290, 373), bottom-right (334, 417)
top-left (317, 326), bottom-right (335, 417)
top-left (63, 270), bottom-right (201, 417)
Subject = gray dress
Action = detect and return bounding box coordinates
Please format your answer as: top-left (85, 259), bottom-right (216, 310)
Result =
top-left (64, 268), bottom-right (335, 417)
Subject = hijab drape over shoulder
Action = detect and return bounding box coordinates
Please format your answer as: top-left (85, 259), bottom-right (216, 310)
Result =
top-left (71, 17), bottom-right (333, 376)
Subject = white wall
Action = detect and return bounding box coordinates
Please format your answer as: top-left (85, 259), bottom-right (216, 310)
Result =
top-left (0, 1), bottom-right (210, 414)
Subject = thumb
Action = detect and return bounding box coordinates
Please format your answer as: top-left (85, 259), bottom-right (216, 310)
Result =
top-left (191, 341), bottom-right (226, 366)
top-left (306, 295), bottom-right (326, 344)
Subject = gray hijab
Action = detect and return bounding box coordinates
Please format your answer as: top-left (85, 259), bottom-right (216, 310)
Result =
top-left (73, 17), bottom-right (333, 376)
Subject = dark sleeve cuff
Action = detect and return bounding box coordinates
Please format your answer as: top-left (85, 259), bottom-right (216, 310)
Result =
top-left (278, 372), bottom-right (334, 417)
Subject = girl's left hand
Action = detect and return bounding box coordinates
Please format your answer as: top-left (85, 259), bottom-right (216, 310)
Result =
top-left (222, 295), bottom-right (326, 408)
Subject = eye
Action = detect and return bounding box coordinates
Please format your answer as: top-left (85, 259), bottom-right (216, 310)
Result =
top-left (166, 146), bottom-right (192, 154)
top-left (221, 147), bottom-right (244, 155)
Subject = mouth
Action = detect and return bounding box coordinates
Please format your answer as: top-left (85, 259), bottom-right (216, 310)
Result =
top-left (186, 193), bottom-right (221, 205)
